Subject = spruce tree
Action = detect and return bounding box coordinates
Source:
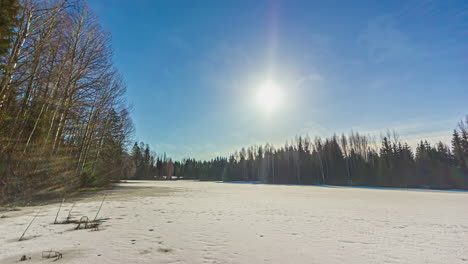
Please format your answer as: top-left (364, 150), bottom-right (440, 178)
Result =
top-left (0, 0), bottom-right (20, 61)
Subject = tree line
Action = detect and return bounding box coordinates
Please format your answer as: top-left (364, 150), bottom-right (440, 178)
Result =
top-left (171, 118), bottom-right (468, 190)
top-left (129, 142), bottom-right (182, 180)
top-left (0, 0), bottom-right (134, 203)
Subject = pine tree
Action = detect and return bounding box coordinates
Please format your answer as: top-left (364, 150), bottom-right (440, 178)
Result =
top-left (0, 0), bottom-right (20, 61)
top-left (452, 130), bottom-right (465, 169)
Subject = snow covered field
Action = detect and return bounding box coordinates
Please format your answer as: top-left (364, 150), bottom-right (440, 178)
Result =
top-left (1, 180), bottom-right (468, 263)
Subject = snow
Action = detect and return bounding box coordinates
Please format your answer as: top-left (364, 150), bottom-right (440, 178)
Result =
top-left (1, 180), bottom-right (468, 263)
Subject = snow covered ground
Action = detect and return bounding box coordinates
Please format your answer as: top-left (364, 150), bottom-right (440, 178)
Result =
top-left (1, 180), bottom-right (468, 263)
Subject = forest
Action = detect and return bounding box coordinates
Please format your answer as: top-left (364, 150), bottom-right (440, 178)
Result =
top-left (1, 1), bottom-right (467, 205)
top-left (207, 125), bottom-right (468, 189)
top-left (0, 0), bottom-right (134, 203)
top-left (133, 117), bottom-right (468, 190)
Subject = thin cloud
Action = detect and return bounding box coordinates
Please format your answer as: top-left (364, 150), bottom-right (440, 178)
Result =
top-left (167, 36), bottom-right (191, 52)
top-left (347, 117), bottom-right (460, 148)
top-left (295, 72), bottom-right (323, 88)
top-left (357, 15), bottom-right (426, 64)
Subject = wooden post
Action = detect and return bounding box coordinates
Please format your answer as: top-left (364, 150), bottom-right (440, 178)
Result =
top-left (19, 210), bottom-right (40, 241)
top-left (54, 197), bottom-right (65, 224)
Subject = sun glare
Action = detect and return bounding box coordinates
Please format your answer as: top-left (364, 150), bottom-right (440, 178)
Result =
top-left (256, 80), bottom-right (282, 113)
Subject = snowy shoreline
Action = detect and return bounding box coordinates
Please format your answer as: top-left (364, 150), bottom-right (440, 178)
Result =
top-left (217, 180), bottom-right (468, 193)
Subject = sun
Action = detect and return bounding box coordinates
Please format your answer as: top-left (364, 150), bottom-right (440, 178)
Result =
top-left (256, 80), bottom-right (283, 113)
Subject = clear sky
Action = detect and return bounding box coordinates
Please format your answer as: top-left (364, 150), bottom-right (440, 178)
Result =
top-left (90, 0), bottom-right (467, 160)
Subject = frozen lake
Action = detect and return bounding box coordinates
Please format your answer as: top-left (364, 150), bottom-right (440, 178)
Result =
top-left (1, 180), bottom-right (468, 263)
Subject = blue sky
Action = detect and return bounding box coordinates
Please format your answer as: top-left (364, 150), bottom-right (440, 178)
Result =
top-left (90, 0), bottom-right (468, 160)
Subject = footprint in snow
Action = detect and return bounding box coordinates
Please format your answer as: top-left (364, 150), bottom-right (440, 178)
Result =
top-left (158, 248), bottom-right (173, 253)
